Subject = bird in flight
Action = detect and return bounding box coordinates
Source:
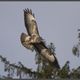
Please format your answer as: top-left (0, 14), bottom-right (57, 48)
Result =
top-left (20, 8), bottom-right (60, 69)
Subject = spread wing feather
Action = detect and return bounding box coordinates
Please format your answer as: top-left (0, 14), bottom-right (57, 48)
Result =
top-left (24, 8), bottom-right (39, 36)
top-left (20, 8), bottom-right (60, 69)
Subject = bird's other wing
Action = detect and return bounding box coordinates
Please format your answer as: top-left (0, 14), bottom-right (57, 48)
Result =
top-left (24, 8), bottom-right (39, 37)
top-left (20, 33), bottom-right (34, 51)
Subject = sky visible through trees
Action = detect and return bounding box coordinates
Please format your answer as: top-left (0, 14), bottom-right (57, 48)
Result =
top-left (0, 2), bottom-right (80, 78)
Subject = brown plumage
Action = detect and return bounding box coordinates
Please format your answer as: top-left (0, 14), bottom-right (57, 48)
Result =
top-left (20, 8), bottom-right (60, 69)
top-left (24, 8), bottom-right (39, 36)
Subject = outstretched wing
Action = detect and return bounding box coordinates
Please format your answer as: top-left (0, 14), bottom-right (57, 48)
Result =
top-left (33, 43), bottom-right (60, 69)
top-left (24, 8), bottom-right (39, 36)
top-left (20, 33), bottom-right (34, 51)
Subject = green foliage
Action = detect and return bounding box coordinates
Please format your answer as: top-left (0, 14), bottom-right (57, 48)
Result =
top-left (70, 66), bottom-right (80, 79)
top-left (0, 55), bottom-right (37, 79)
top-left (58, 61), bottom-right (70, 78)
top-left (35, 43), bottom-right (59, 79)
top-left (72, 46), bottom-right (79, 57)
top-left (0, 42), bottom-right (80, 79)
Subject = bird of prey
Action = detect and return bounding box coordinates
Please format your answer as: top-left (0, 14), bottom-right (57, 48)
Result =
top-left (20, 8), bottom-right (60, 69)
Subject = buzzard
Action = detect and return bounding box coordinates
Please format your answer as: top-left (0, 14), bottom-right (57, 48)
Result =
top-left (20, 8), bottom-right (60, 69)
